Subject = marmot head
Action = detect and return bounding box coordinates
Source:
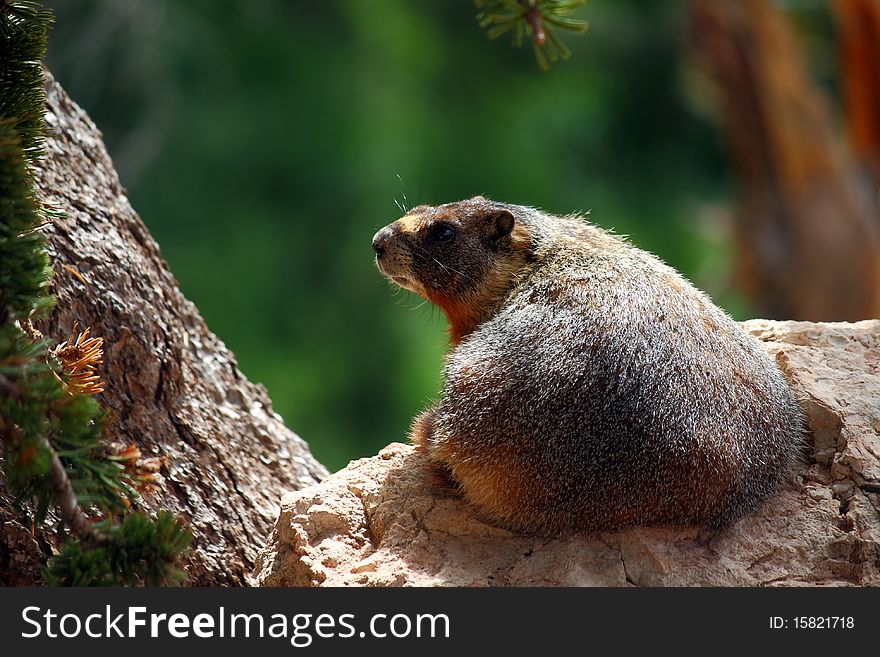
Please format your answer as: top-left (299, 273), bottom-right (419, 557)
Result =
top-left (372, 196), bottom-right (532, 342)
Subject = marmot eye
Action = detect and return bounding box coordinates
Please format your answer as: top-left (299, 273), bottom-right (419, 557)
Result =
top-left (429, 224), bottom-right (456, 244)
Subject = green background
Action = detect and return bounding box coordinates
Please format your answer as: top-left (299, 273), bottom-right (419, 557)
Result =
top-left (42, 0), bottom-right (834, 470)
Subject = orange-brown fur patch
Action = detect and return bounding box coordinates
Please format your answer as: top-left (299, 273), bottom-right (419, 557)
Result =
top-left (428, 294), bottom-right (479, 345)
top-left (438, 442), bottom-right (544, 530)
top-left (409, 408), bottom-right (461, 495)
top-left (409, 408), bottom-right (435, 452)
top-left (397, 214), bottom-right (423, 232)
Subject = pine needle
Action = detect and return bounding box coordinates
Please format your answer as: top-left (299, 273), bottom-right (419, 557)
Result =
top-left (475, 0), bottom-right (588, 71)
top-left (52, 322), bottom-right (106, 396)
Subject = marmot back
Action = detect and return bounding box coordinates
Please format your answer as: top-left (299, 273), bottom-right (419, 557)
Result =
top-left (372, 196), bottom-right (806, 534)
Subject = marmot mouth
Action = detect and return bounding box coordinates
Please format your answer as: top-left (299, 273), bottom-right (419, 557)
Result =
top-left (389, 273), bottom-right (422, 295)
top-left (376, 258), bottom-right (419, 292)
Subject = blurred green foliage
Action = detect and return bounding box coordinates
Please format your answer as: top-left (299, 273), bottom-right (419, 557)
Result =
top-left (42, 0), bottom-right (747, 471)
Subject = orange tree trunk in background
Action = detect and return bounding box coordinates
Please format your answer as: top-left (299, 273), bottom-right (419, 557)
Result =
top-left (835, 0), bottom-right (880, 181)
top-left (689, 0), bottom-right (880, 321)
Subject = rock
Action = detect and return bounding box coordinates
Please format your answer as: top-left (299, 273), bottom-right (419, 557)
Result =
top-left (254, 320), bottom-right (880, 586)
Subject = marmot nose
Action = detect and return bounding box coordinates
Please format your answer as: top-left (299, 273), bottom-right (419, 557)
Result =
top-left (372, 226), bottom-right (393, 256)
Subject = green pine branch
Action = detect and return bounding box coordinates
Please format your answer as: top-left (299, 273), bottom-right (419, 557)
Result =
top-left (0, 1), bottom-right (52, 161)
top-left (44, 512), bottom-right (191, 586)
top-left (0, 120), bottom-right (51, 322)
top-left (475, 0), bottom-right (589, 71)
top-left (1, 1), bottom-right (190, 586)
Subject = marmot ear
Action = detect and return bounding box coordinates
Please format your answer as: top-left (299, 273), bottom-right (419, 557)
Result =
top-left (488, 210), bottom-right (515, 244)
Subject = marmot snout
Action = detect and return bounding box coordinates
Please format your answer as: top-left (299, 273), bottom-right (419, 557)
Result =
top-left (373, 196), bottom-right (806, 535)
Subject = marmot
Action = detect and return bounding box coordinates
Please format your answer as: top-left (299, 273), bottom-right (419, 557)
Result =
top-left (372, 196), bottom-right (805, 534)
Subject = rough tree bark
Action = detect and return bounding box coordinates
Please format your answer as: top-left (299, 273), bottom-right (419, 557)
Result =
top-left (0, 73), bottom-right (328, 586)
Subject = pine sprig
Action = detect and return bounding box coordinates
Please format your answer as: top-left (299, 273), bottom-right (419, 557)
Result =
top-left (0, 121), bottom-right (52, 321)
top-left (0, 1), bottom-right (52, 161)
top-left (52, 324), bottom-right (106, 395)
top-left (475, 0), bottom-right (588, 71)
top-left (44, 512), bottom-right (191, 586)
top-left (1, 324), bottom-right (137, 519)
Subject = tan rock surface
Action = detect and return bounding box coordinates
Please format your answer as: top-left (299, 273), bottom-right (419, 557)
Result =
top-left (254, 320), bottom-right (880, 586)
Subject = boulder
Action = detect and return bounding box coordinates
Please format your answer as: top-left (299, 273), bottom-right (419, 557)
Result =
top-left (254, 320), bottom-right (880, 586)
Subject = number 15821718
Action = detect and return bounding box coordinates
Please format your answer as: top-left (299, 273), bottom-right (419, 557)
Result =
top-left (770, 617), bottom-right (854, 629)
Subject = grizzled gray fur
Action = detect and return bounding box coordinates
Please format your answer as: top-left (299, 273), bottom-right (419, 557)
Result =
top-left (372, 196), bottom-right (806, 534)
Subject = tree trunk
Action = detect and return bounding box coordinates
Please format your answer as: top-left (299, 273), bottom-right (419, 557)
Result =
top-left (689, 0), bottom-right (880, 322)
top-left (834, 0), bottom-right (880, 182)
top-left (0, 72), bottom-right (327, 586)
